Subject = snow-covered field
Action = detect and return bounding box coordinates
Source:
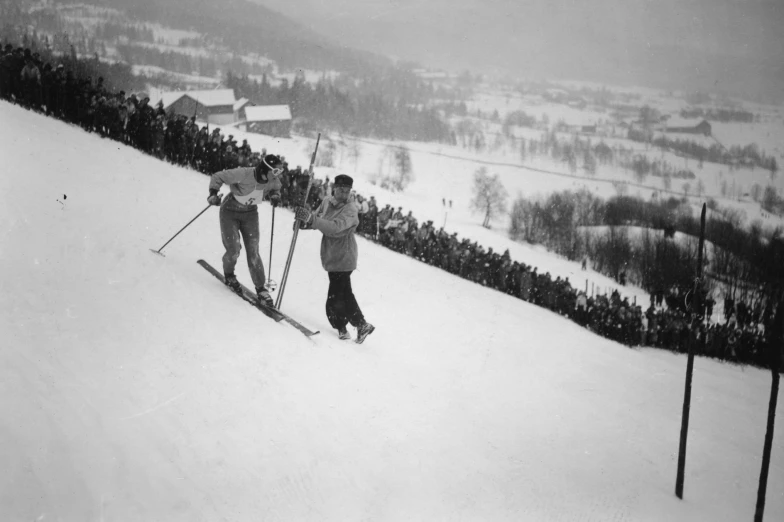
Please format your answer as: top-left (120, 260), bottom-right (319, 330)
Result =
top-left (27, 1), bottom-right (784, 214)
top-left (2, 100), bottom-right (783, 521)
top-left (132, 65), bottom-right (221, 87)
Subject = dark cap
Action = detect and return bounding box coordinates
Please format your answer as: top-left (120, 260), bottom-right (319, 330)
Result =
top-left (333, 174), bottom-right (353, 188)
top-left (262, 154), bottom-right (283, 170)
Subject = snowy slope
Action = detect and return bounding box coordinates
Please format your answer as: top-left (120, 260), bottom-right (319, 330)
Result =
top-left (1, 101), bottom-right (782, 521)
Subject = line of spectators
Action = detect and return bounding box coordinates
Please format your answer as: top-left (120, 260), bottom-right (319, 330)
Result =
top-left (2, 44), bottom-right (778, 370)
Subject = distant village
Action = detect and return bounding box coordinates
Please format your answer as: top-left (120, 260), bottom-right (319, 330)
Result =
top-left (150, 88), bottom-right (292, 137)
top-left (152, 81), bottom-right (712, 144)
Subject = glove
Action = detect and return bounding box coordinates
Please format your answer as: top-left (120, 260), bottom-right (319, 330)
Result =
top-left (269, 191), bottom-right (281, 208)
top-left (207, 191), bottom-right (223, 206)
top-left (295, 206), bottom-right (313, 224)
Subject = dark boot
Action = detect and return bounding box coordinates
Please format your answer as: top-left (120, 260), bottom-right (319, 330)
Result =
top-left (224, 273), bottom-right (242, 294)
top-left (355, 322), bottom-right (375, 344)
top-left (256, 287), bottom-right (274, 308)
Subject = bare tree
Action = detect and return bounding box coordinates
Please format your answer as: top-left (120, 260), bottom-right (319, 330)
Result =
top-left (662, 172), bottom-right (672, 191)
top-left (613, 181), bottom-right (629, 196)
top-left (375, 145), bottom-right (414, 192)
top-left (470, 167), bottom-right (508, 228)
top-left (762, 186), bottom-right (779, 213)
top-left (393, 146), bottom-right (413, 190)
top-left (751, 183), bottom-right (762, 202)
top-left (313, 138), bottom-right (336, 167)
top-left (509, 195), bottom-right (535, 242)
top-left (346, 140), bottom-right (362, 169)
top-left (583, 149), bottom-right (597, 176)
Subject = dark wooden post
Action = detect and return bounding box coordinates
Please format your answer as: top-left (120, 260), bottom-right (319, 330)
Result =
top-left (754, 295), bottom-right (783, 522)
top-left (675, 203), bottom-right (706, 499)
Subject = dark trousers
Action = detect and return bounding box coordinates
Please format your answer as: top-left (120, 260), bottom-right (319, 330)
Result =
top-left (220, 207), bottom-right (266, 289)
top-left (326, 271), bottom-right (364, 330)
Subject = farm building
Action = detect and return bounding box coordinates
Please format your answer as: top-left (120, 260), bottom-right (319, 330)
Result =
top-left (237, 105), bottom-right (292, 138)
top-left (663, 117), bottom-right (712, 136)
top-left (162, 89), bottom-right (237, 126)
top-left (555, 122), bottom-right (611, 137)
top-left (233, 98), bottom-right (253, 121)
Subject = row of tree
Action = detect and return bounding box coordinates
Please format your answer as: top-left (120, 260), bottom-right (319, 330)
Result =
top-left (226, 72), bottom-right (453, 142)
top-left (680, 107), bottom-right (756, 123)
top-left (95, 23), bottom-right (155, 44)
top-left (627, 130), bottom-right (779, 173)
top-left (454, 121), bottom-right (781, 208)
top-left (506, 188), bottom-right (784, 299)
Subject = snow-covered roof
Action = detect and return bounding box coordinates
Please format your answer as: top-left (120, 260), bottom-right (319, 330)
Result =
top-left (244, 105), bottom-right (292, 122)
top-left (161, 89), bottom-right (236, 109)
top-left (233, 97), bottom-right (251, 112)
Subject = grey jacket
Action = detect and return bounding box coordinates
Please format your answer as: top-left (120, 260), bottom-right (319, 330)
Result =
top-left (304, 196), bottom-right (360, 272)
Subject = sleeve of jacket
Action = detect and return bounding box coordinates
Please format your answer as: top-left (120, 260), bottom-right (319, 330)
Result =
top-left (264, 177), bottom-right (283, 194)
top-left (312, 201), bottom-right (359, 237)
top-left (208, 167), bottom-right (249, 193)
top-left (299, 198), bottom-right (326, 230)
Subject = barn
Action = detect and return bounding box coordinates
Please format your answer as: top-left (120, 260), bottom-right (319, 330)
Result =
top-left (237, 105), bottom-right (292, 138)
top-left (233, 98), bottom-right (253, 121)
top-left (664, 118), bottom-right (712, 137)
top-left (162, 89), bottom-right (237, 126)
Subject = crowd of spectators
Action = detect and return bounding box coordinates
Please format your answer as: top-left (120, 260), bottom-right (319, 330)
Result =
top-left (2, 44), bottom-right (779, 369)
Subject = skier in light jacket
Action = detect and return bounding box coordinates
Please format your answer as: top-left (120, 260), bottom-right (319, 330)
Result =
top-left (208, 154), bottom-right (283, 307)
top-left (295, 174), bottom-right (375, 344)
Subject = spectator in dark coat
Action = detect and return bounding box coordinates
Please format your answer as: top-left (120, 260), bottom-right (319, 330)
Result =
top-left (20, 55), bottom-right (41, 108)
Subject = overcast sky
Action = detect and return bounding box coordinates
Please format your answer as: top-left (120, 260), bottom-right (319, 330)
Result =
top-left (251, 0), bottom-right (783, 97)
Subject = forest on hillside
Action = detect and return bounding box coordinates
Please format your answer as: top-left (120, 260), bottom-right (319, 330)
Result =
top-left (226, 71), bottom-right (454, 142)
top-left (51, 0), bottom-right (387, 75)
top-left (508, 189), bottom-right (784, 305)
top-left (2, 1), bottom-right (471, 143)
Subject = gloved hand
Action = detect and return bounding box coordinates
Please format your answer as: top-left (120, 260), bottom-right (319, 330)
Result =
top-left (269, 191), bottom-right (281, 208)
top-left (295, 206), bottom-right (313, 224)
top-left (207, 192), bottom-right (223, 206)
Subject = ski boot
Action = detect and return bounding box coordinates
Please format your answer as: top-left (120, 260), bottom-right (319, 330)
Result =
top-left (337, 327), bottom-right (351, 340)
top-left (224, 273), bottom-right (242, 294)
top-left (256, 287), bottom-right (275, 308)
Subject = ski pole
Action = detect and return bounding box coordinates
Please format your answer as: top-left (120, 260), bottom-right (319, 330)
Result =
top-left (275, 133), bottom-right (321, 310)
top-left (265, 205), bottom-right (278, 291)
top-left (150, 204), bottom-right (212, 257)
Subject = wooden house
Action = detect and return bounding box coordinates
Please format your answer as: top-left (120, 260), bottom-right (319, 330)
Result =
top-left (237, 105), bottom-right (292, 138)
top-left (163, 89), bottom-right (237, 125)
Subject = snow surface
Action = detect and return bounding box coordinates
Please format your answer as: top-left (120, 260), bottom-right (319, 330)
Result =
top-left (1, 100), bottom-right (783, 521)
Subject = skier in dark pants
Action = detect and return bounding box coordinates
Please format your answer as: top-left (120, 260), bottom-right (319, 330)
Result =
top-left (295, 174), bottom-right (375, 343)
top-left (208, 154), bottom-right (283, 307)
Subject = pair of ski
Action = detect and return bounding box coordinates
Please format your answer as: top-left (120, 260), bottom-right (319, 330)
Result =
top-left (197, 259), bottom-right (319, 338)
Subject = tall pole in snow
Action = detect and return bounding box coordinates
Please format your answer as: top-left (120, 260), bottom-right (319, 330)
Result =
top-left (675, 202), bottom-right (706, 499)
top-left (754, 294), bottom-right (783, 522)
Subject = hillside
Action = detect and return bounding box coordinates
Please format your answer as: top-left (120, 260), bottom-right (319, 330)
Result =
top-left (2, 100), bottom-right (783, 521)
top-left (55, 0), bottom-right (391, 75)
